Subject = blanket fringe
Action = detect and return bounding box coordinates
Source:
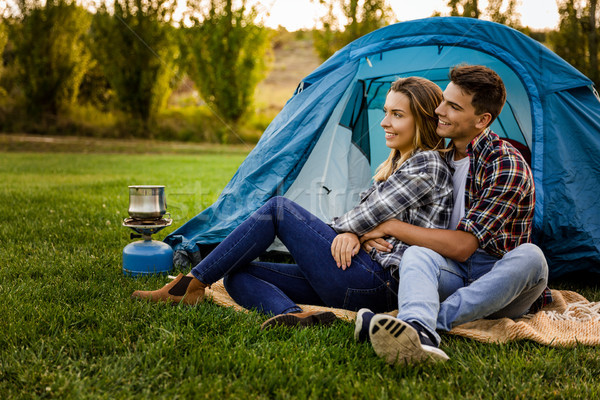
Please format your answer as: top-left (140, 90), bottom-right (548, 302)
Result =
top-left (523, 300), bottom-right (600, 322)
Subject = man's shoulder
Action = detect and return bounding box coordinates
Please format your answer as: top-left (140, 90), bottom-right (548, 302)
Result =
top-left (478, 131), bottom-right (530, 170)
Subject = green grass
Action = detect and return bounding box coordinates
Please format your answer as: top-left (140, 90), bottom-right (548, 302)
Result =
top-left (1, 146), bottom-right (599, 399)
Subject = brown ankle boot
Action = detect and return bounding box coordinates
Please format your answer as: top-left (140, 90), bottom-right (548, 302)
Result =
top-left (131, 273), bottom-right (208, 305)
top-left (260, 311), bottom-right (337, 330)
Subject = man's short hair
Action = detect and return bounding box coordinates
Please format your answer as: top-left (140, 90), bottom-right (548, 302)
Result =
top-left (449, 64), bottom-right (507, 126)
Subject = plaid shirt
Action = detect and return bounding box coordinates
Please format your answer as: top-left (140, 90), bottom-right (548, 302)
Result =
top-left (452, 129), bottom-right (552, 308)
top-left (452, 129), bottom-right (535, 257)
top-left (330, 149), bottom-right (452, 272)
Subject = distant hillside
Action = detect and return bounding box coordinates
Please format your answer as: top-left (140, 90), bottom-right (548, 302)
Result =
top-left (255, 33), bottom-right (322, 113)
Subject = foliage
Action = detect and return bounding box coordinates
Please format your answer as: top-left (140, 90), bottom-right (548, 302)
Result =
top-left (485, 0), bottom-right (521, 28)
top-left (7, 0), bottom-right (92, 119)
top-left (89, 0), bottom-right (181, 132)
top-left (312, 0), bottom-right (395, 61)
top-left (0, 21), bottom-right (7, 82)
top-left (77, 60), bottom-right (115, 112)
top-left (184, 0), bottom-right (272, 135)
top-left (549, 0), bottom-right (594, 84)
top-left (0, 149), bottom-right (599, 398)
top-left (448, 0), bottom-right (480, 18)
top-left (585, 0), bottom-right (599, 84)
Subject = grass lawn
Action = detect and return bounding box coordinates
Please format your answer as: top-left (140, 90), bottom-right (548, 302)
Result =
top-left (1, 141), bottom-right (599, 399)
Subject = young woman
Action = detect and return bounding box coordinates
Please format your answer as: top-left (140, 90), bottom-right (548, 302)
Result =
top-left (132, 77), bottom-right (453, 329)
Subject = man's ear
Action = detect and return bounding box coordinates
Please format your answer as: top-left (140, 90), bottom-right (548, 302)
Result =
top-left (475, 113), bottom-right (493, 129)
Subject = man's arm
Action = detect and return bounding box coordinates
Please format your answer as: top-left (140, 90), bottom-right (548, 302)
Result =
top-left (360, 220), bottom-right (479, 262)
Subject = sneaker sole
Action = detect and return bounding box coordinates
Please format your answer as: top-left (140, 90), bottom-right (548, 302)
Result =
top-left (261, 311), bottom-right (337, 330)
top-left (369, 315), bottom-right (449, 365)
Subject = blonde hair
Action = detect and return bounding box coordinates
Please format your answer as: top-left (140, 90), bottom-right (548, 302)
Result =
top-left (373, 77), bottom-right (444, 182)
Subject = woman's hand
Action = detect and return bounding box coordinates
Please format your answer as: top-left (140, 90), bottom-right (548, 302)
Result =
top-left (331, 232), bottom-right (360, 270)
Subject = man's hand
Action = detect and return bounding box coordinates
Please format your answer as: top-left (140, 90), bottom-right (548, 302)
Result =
top-left (361, 219), bottom-right (480, 262)
top-left (331, 232), bottom-right (360, 270)
top-left (361, 238), bottom-right (393, 253)
top-left (359, 221), bottom-right (393, 254)
top-left (360, 221), bottom-right (392, 243)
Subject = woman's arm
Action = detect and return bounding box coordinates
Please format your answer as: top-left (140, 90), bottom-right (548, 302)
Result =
top-left (360, 220), bottom-right (479, 262)
top-left (331, 152), bottom-right (447, 235)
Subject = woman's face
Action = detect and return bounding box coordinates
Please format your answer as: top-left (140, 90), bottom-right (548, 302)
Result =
top-left (380, 91), bottom-right (416, 154)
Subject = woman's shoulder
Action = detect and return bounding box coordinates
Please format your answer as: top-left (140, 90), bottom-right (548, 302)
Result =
top-left (405, 149), bottom-right (451, 180)
top-left (408, 149), bottom-right (448, 167)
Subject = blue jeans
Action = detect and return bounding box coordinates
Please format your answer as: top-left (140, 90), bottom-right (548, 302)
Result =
top-left (396, 244), bottom-right (549, 345)
top-left (190, 197), bottom-right (398, 315)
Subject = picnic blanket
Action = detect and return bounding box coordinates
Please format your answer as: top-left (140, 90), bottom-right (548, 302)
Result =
top-left (202, 279), bottom-right (600, 347)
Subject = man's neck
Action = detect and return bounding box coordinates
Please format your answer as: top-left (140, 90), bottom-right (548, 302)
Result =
top-left (452, 130), bottom-right (486, 160)
top-left (453, 146), bottom-right (469, 161)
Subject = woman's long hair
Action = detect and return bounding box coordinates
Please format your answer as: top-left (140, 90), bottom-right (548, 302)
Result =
top-left (373, 77), bottom-right (444, 182)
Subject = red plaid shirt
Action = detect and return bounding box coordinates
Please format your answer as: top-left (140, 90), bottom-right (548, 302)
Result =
top-left (451, 129), bottom-right (553, 309)
top-left (451, 129), bottom-right (535, 257)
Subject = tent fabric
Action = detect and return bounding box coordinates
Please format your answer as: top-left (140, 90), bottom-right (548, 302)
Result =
top-left (165, 17), bottom-right (600, 277)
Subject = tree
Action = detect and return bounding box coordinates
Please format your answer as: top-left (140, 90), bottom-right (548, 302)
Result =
top-left (313, 0), bottom-right (395, 61)
top-left (0, 20), bottom-right (7, 84)
top-left (89, 0), bottom-right (180, 130)
top-left (448, 0), bottom-right (480, 18)
top-left (549, 0), bottom-right (593, 84)
top-left (8, 0), bottom-right (92, 118)
top-left (312, 0), bottom-right (344, 60)
top-left (184, 0), bottom-right (272, 132)
top-left (485, 0), bottom-right (521, 28)
top-left (586, 0), bottom-right (598, 84)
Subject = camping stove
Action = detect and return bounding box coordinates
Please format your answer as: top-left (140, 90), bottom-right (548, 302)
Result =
top-left (122, 186), bottom-right (174, 277)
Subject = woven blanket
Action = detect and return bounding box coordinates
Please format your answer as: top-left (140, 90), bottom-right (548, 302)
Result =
top-left (203, 279), bottom-right (600, 347)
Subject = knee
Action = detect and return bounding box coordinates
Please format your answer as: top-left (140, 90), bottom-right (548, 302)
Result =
top-left (400, 246), bottom-right (445, 272)
top-left (403, 245), bottom-right (442, 262)
top-left (262, 196), bottom-right (293, 214)
top-left (507, 243), bottom-right (549, 283)
top-left (265, 196), bottom-right (289, 206)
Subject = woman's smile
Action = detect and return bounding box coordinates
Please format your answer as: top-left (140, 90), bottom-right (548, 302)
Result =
top-left (380, 91), bottom-right (416, 154)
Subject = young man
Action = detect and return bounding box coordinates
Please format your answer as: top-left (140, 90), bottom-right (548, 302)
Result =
top-left (354, 65), bottom-right (550, 365)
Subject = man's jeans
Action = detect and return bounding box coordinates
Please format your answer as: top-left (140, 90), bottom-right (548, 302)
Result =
top-left (190, 196), bottom-right (398, 315)
top-left (396, 244), bottom-right (549, 345)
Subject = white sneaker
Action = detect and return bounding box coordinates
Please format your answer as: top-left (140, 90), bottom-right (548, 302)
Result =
top-left (369, 314), bottom-right (449, 365)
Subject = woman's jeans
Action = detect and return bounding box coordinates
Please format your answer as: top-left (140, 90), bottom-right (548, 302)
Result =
top-left (396, 244), bottom-right (549, 345)
top-left (190, 196), bottom-right (398, 315)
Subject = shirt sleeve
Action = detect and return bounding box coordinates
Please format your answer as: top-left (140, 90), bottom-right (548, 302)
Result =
top-left (457, 152), bottom-right (532, 249)
top-left (331, 152), bottom-right (442, 235)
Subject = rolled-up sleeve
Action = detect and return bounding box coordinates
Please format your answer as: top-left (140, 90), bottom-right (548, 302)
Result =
top-left (331, 152), bottom-right (440, 235)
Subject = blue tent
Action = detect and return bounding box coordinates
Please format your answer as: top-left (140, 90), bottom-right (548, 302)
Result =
top-left (165, 17), bottom-right (600, 278)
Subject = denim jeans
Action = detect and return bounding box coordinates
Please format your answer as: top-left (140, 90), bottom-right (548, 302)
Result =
top-left (190, 196), bottom-right (398, 315)
top-left (396, 244), bottom-right (549, 345)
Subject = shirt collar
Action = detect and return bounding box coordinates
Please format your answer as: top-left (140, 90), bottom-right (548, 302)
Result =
top-left (466, 128), bottom-right (491, 157)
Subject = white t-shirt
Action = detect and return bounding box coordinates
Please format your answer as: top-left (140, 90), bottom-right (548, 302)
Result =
top-left (448, 155), bottom-right (470, 230)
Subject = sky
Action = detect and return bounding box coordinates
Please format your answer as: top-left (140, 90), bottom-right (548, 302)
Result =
top-left (256, 0), bottom-right (560, 31)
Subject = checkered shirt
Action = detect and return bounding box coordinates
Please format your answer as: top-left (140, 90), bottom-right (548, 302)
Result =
top-left (453, 129), bottom-right (535, 258)
top-left (330, 149), bottom-right (453, 271)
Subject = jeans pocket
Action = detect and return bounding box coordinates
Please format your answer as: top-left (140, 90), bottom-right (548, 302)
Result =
top-left (343, 281), bottom-right (396, 313)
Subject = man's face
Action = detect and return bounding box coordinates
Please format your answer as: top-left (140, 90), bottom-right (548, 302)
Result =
top-left (435, 82), bottom-right (488, 143)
